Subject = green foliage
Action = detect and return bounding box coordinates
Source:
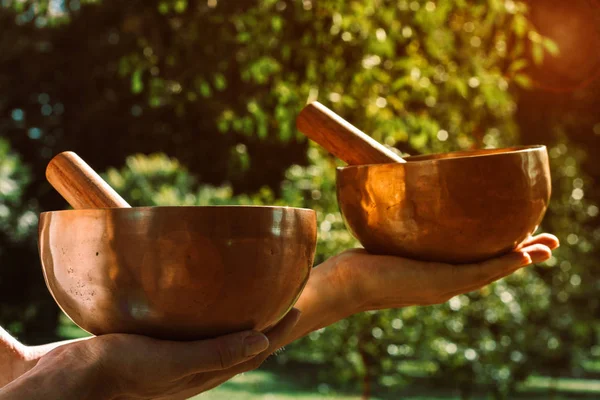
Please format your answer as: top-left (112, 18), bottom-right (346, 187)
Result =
top-left (274, 138), bottom-right (599, 399)
top-left (0, 138), bottom-right (45, 338)
top-left (101, 137), bottom-right (599, 399)
top-left (0, 138), bottom-right (37, 243)
top-left (103, 153), bottom-right (276, 207)
top-left (279, 146), bottom-right (358, 265)
top-left (3, 0), bottom-right (552, 153)
top-left (537, 135), bottom-right (600, 375)
top-left (1, 0), bottom-right (598, 397)
top-left (62, 0), bottom-right (583, 397)
top-left (274, 140), bottom-right (600, 398)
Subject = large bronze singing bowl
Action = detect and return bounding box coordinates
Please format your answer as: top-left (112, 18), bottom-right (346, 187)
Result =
top-left (337, 145), bottom-right (551, 264)
top-left (39, 206), bottom-right (317, 340)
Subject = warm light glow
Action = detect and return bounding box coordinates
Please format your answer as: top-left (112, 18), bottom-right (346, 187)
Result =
top-left (529, 0), bottom-right (600, 91)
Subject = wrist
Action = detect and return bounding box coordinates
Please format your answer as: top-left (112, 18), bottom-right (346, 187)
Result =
top-left (1, 344), bottom-right (108, 400)
top-left (291, 256), bottom-right (360, 341)
top-left (324, 250), bottom-right (409, 313)
top-left (315, 251), bottom-right (369, 315)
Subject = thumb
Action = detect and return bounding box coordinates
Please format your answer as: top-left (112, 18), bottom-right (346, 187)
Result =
top-left (164, 330), bottom-right (270, 377)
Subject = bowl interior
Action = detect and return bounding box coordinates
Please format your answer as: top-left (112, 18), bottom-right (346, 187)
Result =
top-left (337, 145), bottom-right (548, 171)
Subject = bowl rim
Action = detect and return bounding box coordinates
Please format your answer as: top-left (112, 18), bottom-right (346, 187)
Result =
top-left (336, 144), bottom-right (547, 171)
top-left (40, 205), bottom-right (316, 217)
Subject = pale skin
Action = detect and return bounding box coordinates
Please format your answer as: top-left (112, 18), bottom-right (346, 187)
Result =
top-left (0, 233), bottom-right (558, 400)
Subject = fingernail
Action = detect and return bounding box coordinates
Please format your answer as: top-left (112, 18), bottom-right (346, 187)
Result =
top-left (519, 251), bottom-right (532, 267)
top-left (243, 332), bottom-right (269, 357)
top-left (529, 249), bottom-right (553, 265)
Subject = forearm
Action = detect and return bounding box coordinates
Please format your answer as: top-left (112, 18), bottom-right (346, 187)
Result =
top-left (0, 328), bottom-right (28, 389)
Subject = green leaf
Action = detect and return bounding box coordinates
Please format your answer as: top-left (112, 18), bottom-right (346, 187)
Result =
top-left (455, 79), bottom-right (468, 98)
top-left (200, 82), bottom-right (212, 98)
top-left (392, 77), bottom-right (411, 92)
top-left (409, 131), bottom-right (429, 149)
top-left (543, 38), bottom-right (560, 56)
top-left (131, 70), bottom-right (144, 94)
top-left (174, 0), bottom-right (187, 13)
top-left (158, 2), bottom-right (169, 14)
top-left (514, 73), bottom-right (533, 88)
top-left (217, 119), bottom-right (229, 133)
top-left (509, 59), bottom-right (528, 73)
top-left (213, 73), bottom-right (227, 91)
top-left (237, 32), bottom-right (251, 43)
top-left (528, 30), bottom-right (542, 44)
top-left (271, 16), bottom-right (283, 32)
top-left (257, 119), bottom-right (268, 139)
top-left (512, 14), bottom-right (527, 38)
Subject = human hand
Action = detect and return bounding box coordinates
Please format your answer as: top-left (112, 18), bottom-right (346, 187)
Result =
top-left (0, 309), bottom-right (300, 400)
top-left (330, 233), bottom-right (559, 311)
top-left (282, 234), bottom-right (559, 342)
top-left (170, 234), bottom-right (560, 398)
top-left (0, 235), bottom-right (558, 399)
top-left (151, 308), bottom-right (302, 400)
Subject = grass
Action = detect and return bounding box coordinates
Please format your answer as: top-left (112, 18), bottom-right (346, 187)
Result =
top-left (518, 376), bottom-right (600, 394)
top-left (195, 371), bottom-right (364, 400)
top-left (194, 369), bottom-right (478, 400)
top-left (56, 318), bottom-right (600, 399)
top-left (193, 369), bottom-right (600, 400)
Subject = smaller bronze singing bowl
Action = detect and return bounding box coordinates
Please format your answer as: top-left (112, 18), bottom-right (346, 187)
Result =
top-left (39, 206), bottom-right (316, 340)
top-left (337, 145), bottom-right (551, 264)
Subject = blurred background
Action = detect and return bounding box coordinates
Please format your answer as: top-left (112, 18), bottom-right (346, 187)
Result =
top-left (1, 0), bottom-right (599, 399)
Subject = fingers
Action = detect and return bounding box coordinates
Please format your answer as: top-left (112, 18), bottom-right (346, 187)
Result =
top-left (233, 308), bottom-right (302, 370)
top-left (516, 233), bottom-right (559, 250)
top-left (160, 330), bottom-right (270, 378)
top-left (468, 242), bottom-right (554, 282)
top-left (437, 242), bottom-right (555, 302)
top-left (520, 242), bottom-right (554, 264)
top-left (180, 309), bottom-right (302, 395)
top-left (438, 234), bottom-right (558, 293)
top-left (229, 308), bottom-right (302, 370)
top-left (336, 234), bottom-right (560, 310)
top-left (262, 308), bottom-right (302, 353)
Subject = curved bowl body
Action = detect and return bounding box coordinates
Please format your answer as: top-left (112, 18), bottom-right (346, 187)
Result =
top-left (336, 145), bottom-right (551, 264)
top-left (39, 206), bottom-right (316, 340)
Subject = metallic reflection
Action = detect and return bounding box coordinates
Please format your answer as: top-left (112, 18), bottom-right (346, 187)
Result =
top-left (337, 145), bottom-right (551, 263)
top-left (39, 206), bottom-right (317, 340)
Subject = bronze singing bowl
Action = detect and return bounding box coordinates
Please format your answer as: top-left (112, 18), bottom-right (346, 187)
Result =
top-left (39, 206), bottom-right (317, 340)
top-left (337, 145), bottom-right (551, 264)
